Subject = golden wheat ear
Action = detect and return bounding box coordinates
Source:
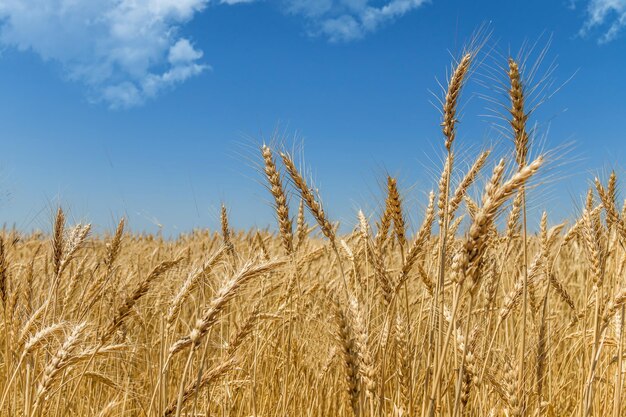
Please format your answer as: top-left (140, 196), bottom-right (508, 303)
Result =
top-left (261, 145), bottom-right (294, 255)
top-left (280, 151), bottom-right (336, 244)
top-left (442, 53), bottom-right (472, 151)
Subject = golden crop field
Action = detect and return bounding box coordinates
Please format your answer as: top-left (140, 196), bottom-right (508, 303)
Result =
top-left (0, 48), bottom-right (624, 417)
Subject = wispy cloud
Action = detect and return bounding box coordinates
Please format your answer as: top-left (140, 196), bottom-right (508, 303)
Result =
top-left (0, 0), bottom-right (427, 108)
top-left (578, 0), bottom-right (626, 43)
top-left (0, 0), bottom-right (211, 108)
top-left (220, 0), bottom-right (257, 4)
top-left (284, 0), bottom-right (429, 42)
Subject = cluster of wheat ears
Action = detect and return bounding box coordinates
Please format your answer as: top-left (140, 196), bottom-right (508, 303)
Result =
top-left (1, 46), bottom-right (625, 417)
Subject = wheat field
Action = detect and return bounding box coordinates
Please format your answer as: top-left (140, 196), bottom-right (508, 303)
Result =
top-left (0, 48), bottom-right (624, 417)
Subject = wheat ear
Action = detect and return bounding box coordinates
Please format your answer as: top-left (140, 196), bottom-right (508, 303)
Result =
top-left (262, 145), bottom-right (293, 255)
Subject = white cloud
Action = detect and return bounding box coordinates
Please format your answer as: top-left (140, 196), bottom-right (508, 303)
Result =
top-left (284, 0), bottom-right (429, 42)
top-left (579, 0), bottom-right (626, 43)
top-left (169, 39), bottom-right (204, 65)
top-left (0, 0), bottom-right (210, 108)
top-left (0, 0), bottom-right (427, 108)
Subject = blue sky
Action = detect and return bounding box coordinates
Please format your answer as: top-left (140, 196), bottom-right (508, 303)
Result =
top-left (0, 0), bottom-right (625, 235)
